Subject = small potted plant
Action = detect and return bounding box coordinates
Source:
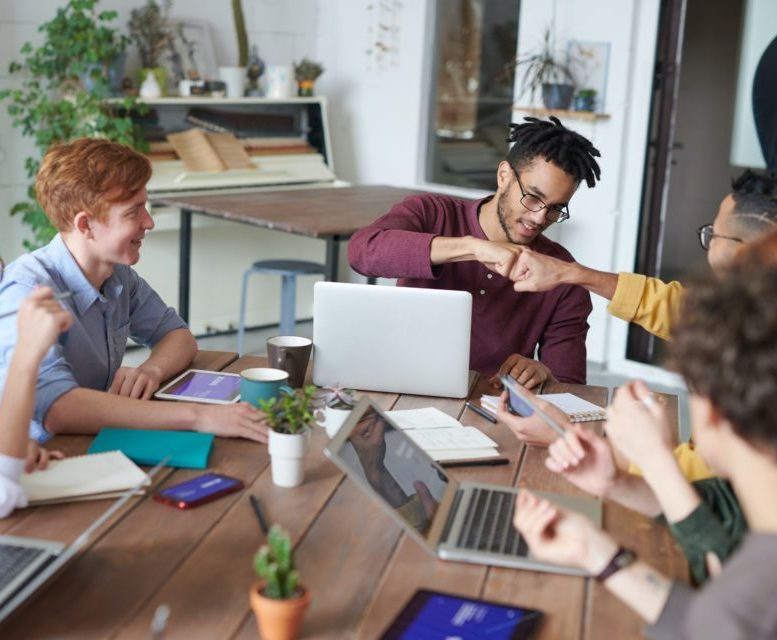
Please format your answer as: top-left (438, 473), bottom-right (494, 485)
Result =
top-left (293, 58), bottom-right (324, 96)
top-left (128, 0), bottom-right (172, 96)
top-left (314, 385), bottom-right (356, 438)
top-left (250, 524), bottom-right (310, 640)
top-left (573, 88), bottom-right (597, 112)
top-left (259, 386), bottom-right (317, 487)
top-left (514, 26), bottom-right (576, 110)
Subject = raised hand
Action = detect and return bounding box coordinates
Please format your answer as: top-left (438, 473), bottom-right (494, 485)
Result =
top-left (15, 286), bottom-right (73, 366)
top-left (545, 425), bottom-right (619, 498)
top-left (510, 249), bottom-right (569, 292)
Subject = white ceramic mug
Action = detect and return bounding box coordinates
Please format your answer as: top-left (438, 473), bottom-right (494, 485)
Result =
top-left (264, 65), bottom-right (294, 98)
top-left (315, 405), bottom-right (352, 439)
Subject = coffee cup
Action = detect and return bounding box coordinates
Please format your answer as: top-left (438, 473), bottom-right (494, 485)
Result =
top-left (266, 336), bottom-right (313, 388)
top-left (315, 405), bottom-right (352, 439)
top-left (239, 368), bottom-right (292, 407)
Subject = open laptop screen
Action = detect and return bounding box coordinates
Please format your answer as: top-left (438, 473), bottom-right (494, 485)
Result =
top-left (334, 405), bottom-right (449, 537)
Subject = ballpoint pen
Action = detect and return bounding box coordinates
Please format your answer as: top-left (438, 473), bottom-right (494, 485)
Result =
top-left (464, 401), bottom-right (497, 424)
top-left (249, 494), bottom-right (270, 535)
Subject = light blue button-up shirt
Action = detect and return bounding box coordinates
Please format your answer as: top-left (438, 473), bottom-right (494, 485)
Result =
top-left (0, 234), bottom-right (187, 442)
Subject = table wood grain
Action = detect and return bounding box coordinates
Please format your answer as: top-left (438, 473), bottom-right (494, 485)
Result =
top-left (1, 359), bottom-right (689, 639)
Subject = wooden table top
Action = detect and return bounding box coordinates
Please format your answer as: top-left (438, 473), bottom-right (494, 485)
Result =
top-left (153, 185), bottom-right (425, 238)
top-left (0, 353), bottom-right (688, 639)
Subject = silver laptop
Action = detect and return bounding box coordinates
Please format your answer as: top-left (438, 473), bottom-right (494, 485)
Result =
top-left (313, 282), bottom-right (472, 398)
top-left (325, 398), bottom-right (602, 576)
top-left (0, 461), bottom-right (161, 623)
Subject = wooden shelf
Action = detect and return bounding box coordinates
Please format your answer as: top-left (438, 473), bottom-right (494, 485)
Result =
top-left (512, 106), bottom-right (611, 121)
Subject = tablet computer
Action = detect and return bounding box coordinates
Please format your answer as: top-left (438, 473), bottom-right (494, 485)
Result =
top-left (380, 589), bottom-right (543, 639)
top-left (155, 369), bottom-right (241, 404)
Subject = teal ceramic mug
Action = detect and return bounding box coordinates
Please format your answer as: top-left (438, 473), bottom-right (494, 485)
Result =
top-left (239, 368), bottom-right (293, 407)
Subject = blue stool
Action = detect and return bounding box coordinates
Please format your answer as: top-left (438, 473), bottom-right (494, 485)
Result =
top-left (237, 259), bottom-right (325, 355)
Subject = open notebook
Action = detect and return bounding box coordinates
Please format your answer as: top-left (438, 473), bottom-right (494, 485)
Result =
top-left (480, 392), bottom-right (607, 423)
top-left (20, 451), bottom-right (150, 505)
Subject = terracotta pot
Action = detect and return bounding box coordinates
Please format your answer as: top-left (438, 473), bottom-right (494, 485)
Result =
top-left (249, 582), bottom-right (311, 640)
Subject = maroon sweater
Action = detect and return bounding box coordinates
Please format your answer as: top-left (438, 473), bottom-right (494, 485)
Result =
top-left (347, 193), bottom-right (592, 381)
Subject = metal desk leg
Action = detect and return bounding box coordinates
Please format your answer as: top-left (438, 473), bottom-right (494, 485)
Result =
top-left (324, 236), bottom-right (340, 281)
top-left (178, 209), bottom-right (192, 324)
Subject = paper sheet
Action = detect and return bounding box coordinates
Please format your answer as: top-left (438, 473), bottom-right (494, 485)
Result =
top-left (385, 407), bottom-right (462, 430)
top-left (404, 426), bottom-right (497, 451)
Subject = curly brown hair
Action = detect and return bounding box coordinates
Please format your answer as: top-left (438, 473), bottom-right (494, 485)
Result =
top-left (670, 265), bottom-right (777, 449)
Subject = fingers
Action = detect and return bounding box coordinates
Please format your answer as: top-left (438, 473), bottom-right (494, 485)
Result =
top-left (36, 447), bottom-right (50, 470)
top-left (24, 445), bottom-right (38, 474)
top-left (413, 481), bottom-right (438, 519)
top-left (497, 354), bottom-right (520, 378)
top-left (108, 369), bottom-right (125, 395)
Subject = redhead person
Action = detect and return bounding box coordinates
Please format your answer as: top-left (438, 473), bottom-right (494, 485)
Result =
top-left (0, 277), bottom-right (72, 517)
top-left (0, 138), bottom-right (268, 443)
top-left (514, 265), bottom-right (777, 639)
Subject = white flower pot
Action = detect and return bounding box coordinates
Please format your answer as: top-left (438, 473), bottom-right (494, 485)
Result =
top-left (268, 430), bottom-right (309, 488)
top-left (315, 406), bottom-right (352, 439)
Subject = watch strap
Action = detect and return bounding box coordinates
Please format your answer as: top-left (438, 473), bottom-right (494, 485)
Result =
top-left (595, 546), bottom-right (637, 582)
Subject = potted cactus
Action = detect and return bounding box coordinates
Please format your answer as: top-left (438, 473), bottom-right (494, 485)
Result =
top-left (314, 385), bottom-right (356, 438)
top-left (259, 386), bottom-right (316, 487)
top-left (250, 525), bottom-right (310, 640)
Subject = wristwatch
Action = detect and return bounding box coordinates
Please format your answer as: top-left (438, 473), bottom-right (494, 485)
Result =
top-left (595, 546), bottom-right (637, 582)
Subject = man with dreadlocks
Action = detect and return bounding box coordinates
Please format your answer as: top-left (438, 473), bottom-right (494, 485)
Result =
top-left (348, 116), bottom-right (601, 387)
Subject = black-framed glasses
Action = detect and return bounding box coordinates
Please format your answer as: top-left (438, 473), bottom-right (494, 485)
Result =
top-left (511, 167), bottom-right (570, 223)
top-left (0, 258), bottom-right (4, 284)
top-left (697, 224), bottom-right (744, 251)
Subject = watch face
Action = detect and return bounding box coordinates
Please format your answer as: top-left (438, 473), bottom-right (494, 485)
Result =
top-left (615, 549), bottom-right (637, 568)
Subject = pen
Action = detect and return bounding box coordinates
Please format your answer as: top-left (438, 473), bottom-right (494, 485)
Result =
top-left (0, 290), bottom-right (75, 321)
top-left (440, 457), bottom-right (510, 468)
top-left (249, 494), bottom-right (269, 535)
top-left (464, 401), bottom-right (497, 424)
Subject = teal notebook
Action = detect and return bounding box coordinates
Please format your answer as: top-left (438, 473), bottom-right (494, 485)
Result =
top-left (88, 429), bottom-right (215, 469)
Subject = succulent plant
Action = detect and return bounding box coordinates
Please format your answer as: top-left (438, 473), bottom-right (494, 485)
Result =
top-left (254, 525), bottom-right (299, 599)
top-left (315, 385), bottom-right (356, 410)
top-left (293, 58), bottom-right (324, 82)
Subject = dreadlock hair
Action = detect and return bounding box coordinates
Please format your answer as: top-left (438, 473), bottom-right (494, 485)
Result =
top-left (505, 116), bottom-right (601, 188)
top-left (729, 169), bottom-right (777, 237)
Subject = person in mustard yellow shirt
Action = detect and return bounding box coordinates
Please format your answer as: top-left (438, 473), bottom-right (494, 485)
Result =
top-left (502, 169), bottom-right (777, 480)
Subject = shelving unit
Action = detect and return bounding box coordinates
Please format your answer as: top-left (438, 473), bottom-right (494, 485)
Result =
top-left (512, 106), bottom-right (611, 122)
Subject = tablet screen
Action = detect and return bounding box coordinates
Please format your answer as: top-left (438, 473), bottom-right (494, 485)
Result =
top-left (382, 589), bottom-right (542, 640)
top-left (156, 370), bottom-right (241, 404)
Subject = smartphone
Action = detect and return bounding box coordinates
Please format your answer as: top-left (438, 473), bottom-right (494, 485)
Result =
top-left (154, 473), bottom-right (244, 509)
top-left (500, 374), bottom-right (567, 437)
top-left (380, 588), bottom-right (543, 640)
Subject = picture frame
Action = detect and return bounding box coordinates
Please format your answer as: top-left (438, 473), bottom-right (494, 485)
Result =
top-left (567, 41), bottom-right (611, 112)
top-left (164, 19), bottom-right (217, 85)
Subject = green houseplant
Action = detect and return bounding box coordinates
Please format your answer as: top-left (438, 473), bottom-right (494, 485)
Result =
top-left (514, 26), bottom-right (576, 110)
top-left (0, 0), bottom-right (145, 250)
top-left (250, 525), bottom-right (310, 640)
top-left (293, 58), bottom-right (324, 96)
top-left (259, 386), bottom-right (316, 487)
top-left (128, 0), bottom-right (172, 95)
top-left (573, 88), bottom-right (597, 112)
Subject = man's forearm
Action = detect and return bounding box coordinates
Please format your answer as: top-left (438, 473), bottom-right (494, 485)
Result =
top-left (430, 236), bottom-right (481, 265)
top-left (141, 328), bottom-right (197, 380)
top-left (45, 388), bottom-right (200, 434)
top-left (562, 263), bottom-right (619, 301)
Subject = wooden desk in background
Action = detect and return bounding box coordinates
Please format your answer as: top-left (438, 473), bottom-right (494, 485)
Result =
top-left (153, 185), bottom-right (425, 324)
top-left (0, 354), bottom-right (688, 639)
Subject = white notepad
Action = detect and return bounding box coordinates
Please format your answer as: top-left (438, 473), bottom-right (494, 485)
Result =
top-left (20, 451), bottom-right (150, 505)
top-left (385, 407), bottom-right (462, 430)
top-left (481, 393), bottom-right (607, 423)
top-left (404, 427), bottom-right (497, 451)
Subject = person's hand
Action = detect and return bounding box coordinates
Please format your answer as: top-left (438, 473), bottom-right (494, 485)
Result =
top-left (195, 403), bottom-right (269, 443)
top-left (496, 391), bottom-right (570, 446)
top-left (490, 354), bottom-right (555, 391)
top-left (472, 240), bottom-right (524, 279)
top-left (509, 249), bottom-right (570, 292)
top-left (605, 380), bottom-right (676, 471)
top-left (545, 425), bottom-right (620, 498)
top-left (25, 440), bottom-right (64, 473)
top-left (109, 364), bottom-right (164, 400)
top-left (514, 489), bottom-right (618, 574)
top-left (350, 414), bottom-right (387, 473)
top-left (15, 286), bottom-right (73, 366)
top-left (413, 480), bottom-right (439, 520)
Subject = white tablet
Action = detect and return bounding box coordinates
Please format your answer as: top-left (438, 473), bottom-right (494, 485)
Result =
top-left (155, 369), bottom-right (241, 404)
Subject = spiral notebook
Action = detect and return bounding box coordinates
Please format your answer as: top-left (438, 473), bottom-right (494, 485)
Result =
top-left (480, 392), bottom-right (607, 423)
top-left (19, 451), bottom-right (150, 505)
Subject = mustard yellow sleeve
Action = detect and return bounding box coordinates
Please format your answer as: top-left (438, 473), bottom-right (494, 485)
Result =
top-left (607, 272), bottom-right (685, 341)
top-left (629, 443), bottom-right (716, 481)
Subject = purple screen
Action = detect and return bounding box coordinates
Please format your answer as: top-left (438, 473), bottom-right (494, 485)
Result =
top-left (159, 473), bottom-right (240, 502)
top-left (164, 371), bottom-right (241, 401)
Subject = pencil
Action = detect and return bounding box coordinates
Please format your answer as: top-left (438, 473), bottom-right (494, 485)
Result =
top-left (249, 494), bottom-right (270, 535)
top-left (0, 290), bottom-right (74, 321)
top-left (465, 401), bottom-right (497, 424)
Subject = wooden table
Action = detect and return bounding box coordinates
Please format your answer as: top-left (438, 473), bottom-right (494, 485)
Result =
top-left (0, 354), bottom-right (688, 639)
top-left (153, 185), bottom-right (424, 323)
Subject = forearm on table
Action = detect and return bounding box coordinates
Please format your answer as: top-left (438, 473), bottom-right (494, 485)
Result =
top-left (603, 561), bottom-right (673, 624)
top-left (141, 328), bottom-right (197, 379)
top-left (641, 452), bottom-right (702, 523)
top-left (0, 353), bottom-right (40, 458)
top-left (560, 263), bottom-right (619, 301)
top-left (44, 388), bottom-right (200, 435)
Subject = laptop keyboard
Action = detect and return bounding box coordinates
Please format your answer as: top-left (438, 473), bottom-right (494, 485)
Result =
top-left (0, 544), bottom-right (48, 591)
top-left (455, 487), bottom-right (528, 556)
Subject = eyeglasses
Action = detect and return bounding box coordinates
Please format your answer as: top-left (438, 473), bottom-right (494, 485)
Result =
top-left (697, 224), bottom-right (744, 251)
top-left (511, 167), bottom-right (570, 223)
top-left (0, 258), bottom-right (4, 284)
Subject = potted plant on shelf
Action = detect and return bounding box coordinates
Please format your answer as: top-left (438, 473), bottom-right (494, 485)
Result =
top-left (250, 524), bottom-right (310, 640)
top-left (0, 0), bottom-right (145, 250)
top-left (514, 26), bottom-right (576, 110)
top-left (259, 386), bottom-right (317, 488)
top-left (128, 0), bottom-right (172, 97)
top-left (314, 385), bottom-right (356, 438)
top-left (573, 88), bottom-right (597, 112)
top-left (293, 58), bottom-right (324, 97)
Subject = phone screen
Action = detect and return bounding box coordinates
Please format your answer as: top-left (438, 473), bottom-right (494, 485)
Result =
top-left (501, 375), bottom-right (535, 417)
top-left (155, 473), bottom-right (243, 508)
top-left (381, 589), bottom-right (543, 640)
